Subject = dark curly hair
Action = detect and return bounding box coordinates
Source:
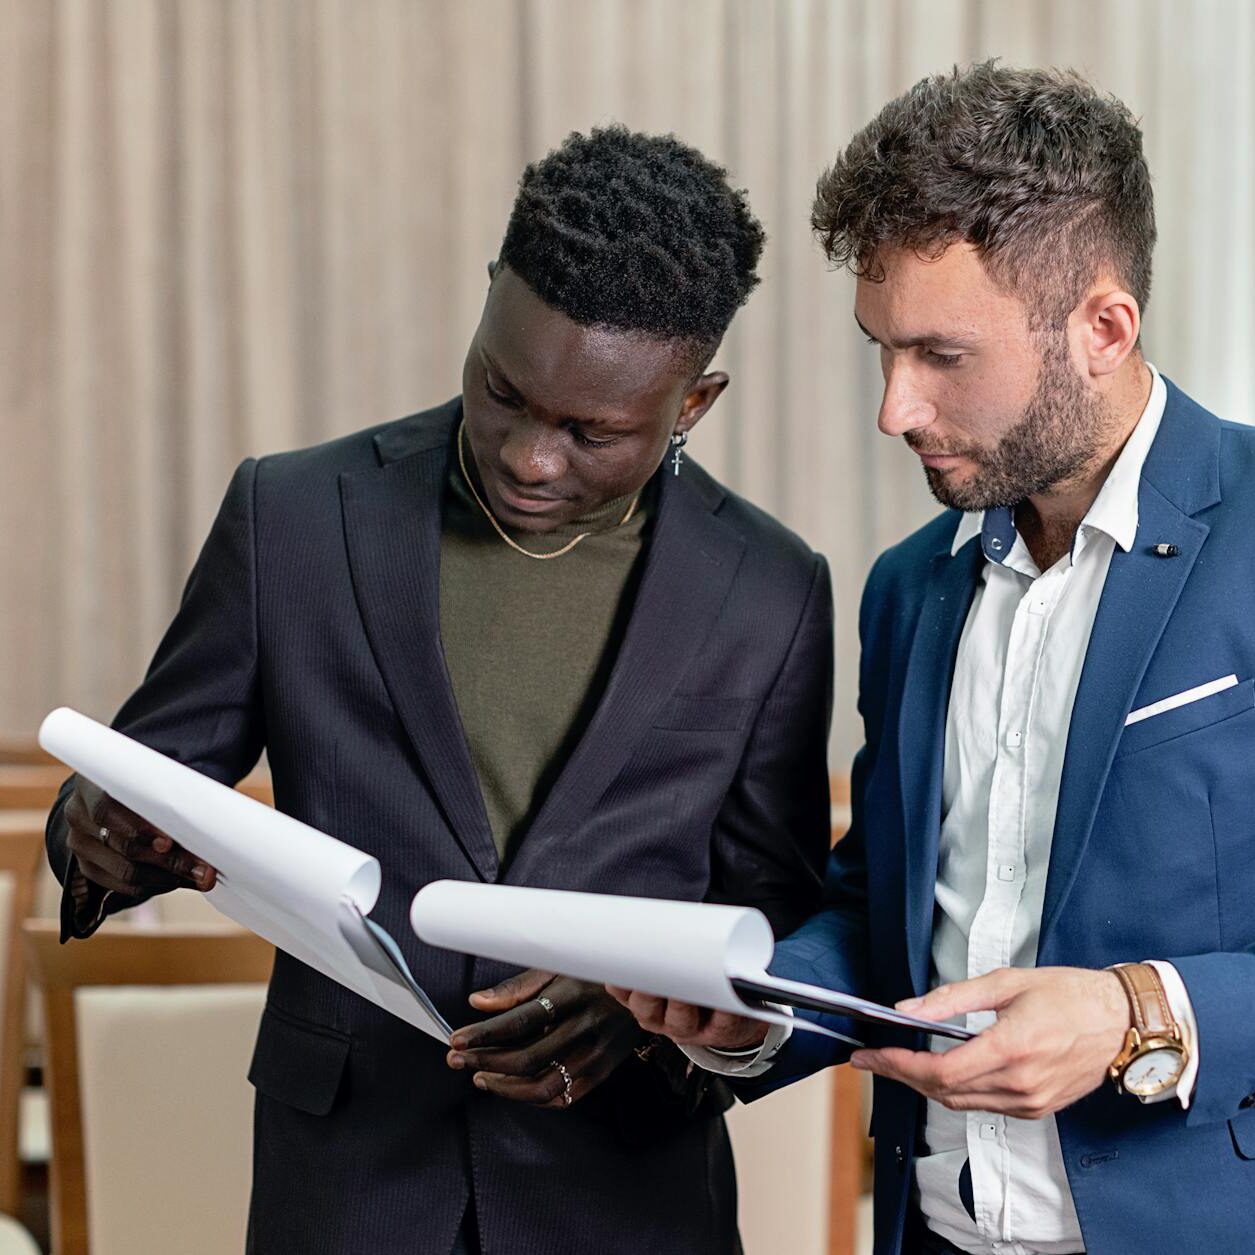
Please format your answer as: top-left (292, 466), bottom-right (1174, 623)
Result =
top-left (499, 125), bottom-right (764, 364)
top-left (812, 62), bottom-right (1156, 326)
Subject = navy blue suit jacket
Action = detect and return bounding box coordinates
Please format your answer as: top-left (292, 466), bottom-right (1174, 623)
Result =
top-left (744, 380), bottom-right (1255, 1254)
top-left (46, 400), bottom-right (832, 1255)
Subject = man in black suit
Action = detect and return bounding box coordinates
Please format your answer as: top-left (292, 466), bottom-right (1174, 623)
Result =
top-left (46, 127), bottom-right (832, 1254)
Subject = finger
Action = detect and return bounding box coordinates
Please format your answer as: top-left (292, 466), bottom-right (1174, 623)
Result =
top-left (450, 996), bottom-right (600, 1073)
top-left (67, 825), bottom-right (206, 890)
top-left (67, 792), bottom-right (217, 886)
top-left (851, 1034), bottom-right (1008, 1095)
top-left (472, 1064), bottom-right (572, 1107)
top-left (896, 969), bottom-right (1026, 1021)
top-left (450, 996), bottom-right (558, 1052)
top-left (468, 969), bottom-right (556, 1011)
top-left (623, 993), bottom-right (669, 1032)
top-left (699, 1011), bottom-right (772, 1051)
top-left (605, 985), bottom-right (632, 1005)
top-left (68, 839), bottom-right (190, 897)
top-left (662, 1000), bottom-right (703, 1039)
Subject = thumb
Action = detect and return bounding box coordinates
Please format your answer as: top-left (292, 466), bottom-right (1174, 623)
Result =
top-left (468, 968), bottom-right (554, 1010)
top-left (896, 969), bottom-right (1026, 1021)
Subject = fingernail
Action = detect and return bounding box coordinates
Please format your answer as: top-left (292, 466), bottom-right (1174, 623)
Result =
top-left (450, 1035), bottom-right (467, 1051)
top-left (473, 1074), bottom-right (487, 1090)
top-left (447, 1053), bottom-right (466, 1069)
top-left (192, 865), bottom-right (207, 882)
top-left (897, 997), bottom-right (921, 1011)
top-left (850, 1053), bottom-right (869, 1070)
top-left (153, 836), bottom-right (171, 853)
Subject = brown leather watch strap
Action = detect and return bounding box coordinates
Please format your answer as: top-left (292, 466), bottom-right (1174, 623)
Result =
top-left (1112, 963), bottom-right (1176, 1037)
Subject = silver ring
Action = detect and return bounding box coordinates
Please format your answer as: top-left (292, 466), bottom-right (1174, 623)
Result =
top-left (98, 825), bottom-right (110, 843)
top-left (535, 995), bottom-right (556, 1024)
top-left (551, 1060), bottom-right (573, 1107)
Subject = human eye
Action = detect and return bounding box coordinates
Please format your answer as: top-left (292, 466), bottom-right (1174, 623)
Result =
top-left (569, 426), bottom-right (618, 449)
top-left (484, 373), bottom-right (522, 407)
top-left (923, 348), bottom-right (963, 368)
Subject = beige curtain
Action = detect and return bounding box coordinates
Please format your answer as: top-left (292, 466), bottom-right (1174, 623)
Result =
top-left (4, 0), bottom-right (1254, 765)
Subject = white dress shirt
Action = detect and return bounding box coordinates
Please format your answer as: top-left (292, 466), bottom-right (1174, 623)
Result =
top-left (690, 366), bottom-right (1199, 1255)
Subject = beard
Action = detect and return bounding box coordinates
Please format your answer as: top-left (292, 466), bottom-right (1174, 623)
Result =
top-left (909, 341), bottom-right (1110, 512)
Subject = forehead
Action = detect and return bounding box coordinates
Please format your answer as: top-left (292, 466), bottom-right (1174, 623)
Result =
top-left (480, 268), bottom-right (687, 415)
top-left (854, 243), bottom-right (1027, 338)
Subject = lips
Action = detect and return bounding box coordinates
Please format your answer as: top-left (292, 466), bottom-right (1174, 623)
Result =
top-left (492, 479), bottom-right (568, 516)
top-left (916, 452), bottom-right (965, 470)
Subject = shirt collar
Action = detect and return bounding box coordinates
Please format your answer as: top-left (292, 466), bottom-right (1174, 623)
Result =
top-left (950, 363), bottom-right (1167, 563)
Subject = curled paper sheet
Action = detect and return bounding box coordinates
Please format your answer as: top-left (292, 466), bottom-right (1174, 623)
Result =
top-left (412, 882), bottom-right (978, 1044)
top-left (39, 708), bottom-right (450, 1042)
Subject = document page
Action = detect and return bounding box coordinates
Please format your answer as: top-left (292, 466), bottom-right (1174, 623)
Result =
top-left (40, 708), bottom-right (450, 1042)
top-left (411, 881), bottom-right (973, 1042)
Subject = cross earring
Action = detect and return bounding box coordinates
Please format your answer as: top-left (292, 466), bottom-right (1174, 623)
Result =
top-left (670, 431), bottom-right (689, 476)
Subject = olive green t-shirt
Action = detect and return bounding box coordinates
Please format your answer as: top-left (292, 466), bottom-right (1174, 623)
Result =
top-left (438, 440), bottom-right (654, 859)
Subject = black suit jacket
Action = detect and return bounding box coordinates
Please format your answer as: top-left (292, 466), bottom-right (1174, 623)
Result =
top-left (47, 399), bottom-right (833, 1255)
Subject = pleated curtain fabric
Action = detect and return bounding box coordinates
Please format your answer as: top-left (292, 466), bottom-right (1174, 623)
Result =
top-left (3, 0), bottom-right (1254, 763)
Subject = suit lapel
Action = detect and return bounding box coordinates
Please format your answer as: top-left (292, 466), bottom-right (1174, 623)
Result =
top-left (1038, 485), bottom-right (1209, 953)
top-left (899, 534), bottom-right (984, 994)
top-left (508, 466), bottom-right (746, 871)
top-left (339, 403), bottom-right (499, 881)
top-left (1038, 378), bottom-right (1222, 954)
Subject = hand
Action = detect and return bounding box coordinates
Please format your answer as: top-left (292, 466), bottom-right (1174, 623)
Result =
top-left (850, 966), bottom-right (1130, 1120)
top-left (606, 986), bottom-right (770, 1052)
top-left (446, 970), bottom-right (642, 1109)
top-left (65, 778), bottom-right (218, 897)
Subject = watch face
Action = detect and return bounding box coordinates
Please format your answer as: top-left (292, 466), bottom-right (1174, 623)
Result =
top-left (1124, 1047), bottom-right (1186, 1096)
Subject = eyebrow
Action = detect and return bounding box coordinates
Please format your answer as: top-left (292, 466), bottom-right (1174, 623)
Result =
top-left (481, 350), bottom-right (631, 428)
top-left (853, 314), bottom-right (978, 351)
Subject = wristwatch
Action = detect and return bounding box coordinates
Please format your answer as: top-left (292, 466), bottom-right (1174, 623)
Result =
top-left (1107, 963), bottom-right (1189, 1100)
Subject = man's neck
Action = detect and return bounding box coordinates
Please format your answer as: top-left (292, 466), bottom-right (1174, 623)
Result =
top-left (1016, 358), bottom-right (1153, 571)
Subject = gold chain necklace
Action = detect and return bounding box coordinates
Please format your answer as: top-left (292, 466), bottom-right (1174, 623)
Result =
top-left (456, 420), bottom-right (641, 560)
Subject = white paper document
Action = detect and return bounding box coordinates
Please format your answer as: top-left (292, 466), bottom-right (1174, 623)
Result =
top-left (410, 882), bottom-right (974, 1043)
top-left (39, 708), bottom-right (451, 1043)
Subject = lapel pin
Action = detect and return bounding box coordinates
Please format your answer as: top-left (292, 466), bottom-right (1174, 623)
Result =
top-left (1151, 543), bottom-right (1180, 558)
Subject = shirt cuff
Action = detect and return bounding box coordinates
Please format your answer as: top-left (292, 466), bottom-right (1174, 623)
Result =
top-left (680, 1008), bottom-right (794, 1078)
top-left (1143, 959), bottom-right (1199, 1108)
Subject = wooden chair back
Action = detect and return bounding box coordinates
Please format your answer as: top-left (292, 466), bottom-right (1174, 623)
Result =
top-left (0, 815), bottom-right (45, 1215)
top-left (0, 742), bottom-right (57, 769)
top-left (22, 925), bottom-right (273, 1255)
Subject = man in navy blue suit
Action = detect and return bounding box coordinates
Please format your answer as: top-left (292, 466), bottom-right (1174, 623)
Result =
top-left (616, 63), bottom-right (1255, 1253)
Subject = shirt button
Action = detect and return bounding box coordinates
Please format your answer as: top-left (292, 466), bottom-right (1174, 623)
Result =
top-left (997, 864), bottom-right (1016, 882)
top-left (979, 1121), bottom-right (998, 1140)
top-left (990, 537), bottom-right (1004, 551)
top-left (1004, 729), bottom-right (1023, 749)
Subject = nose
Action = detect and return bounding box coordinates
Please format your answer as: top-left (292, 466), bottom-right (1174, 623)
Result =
top-left (877, 363), bottom-right (938, 437)
top-left (498, 420), bottom-right (566, 486)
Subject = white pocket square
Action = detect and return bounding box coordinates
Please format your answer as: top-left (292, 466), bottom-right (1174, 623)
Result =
top-left (1125, 674), bottom-right (1239, 726)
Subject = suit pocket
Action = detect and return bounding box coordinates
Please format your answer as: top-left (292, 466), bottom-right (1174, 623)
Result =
top-left (1115, 678), bottom-right (1255, 759)
top-left (1229, 1111), bottom-right (1255, 1161)
top-left (248, 1004), bottom-right (351, 1116)
top-left (651, 695), bottom-right (753, 732)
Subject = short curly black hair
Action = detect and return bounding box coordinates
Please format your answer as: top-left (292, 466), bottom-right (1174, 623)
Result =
top-left (499, 125), bottom-right (765, 364)
top-left (813, 62), bottom-right (1155, 327)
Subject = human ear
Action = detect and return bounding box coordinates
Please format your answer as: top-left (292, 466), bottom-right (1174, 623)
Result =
top-left (674, 372), bottom-right (730, 436)
top-left (1072, 283), bottom-right (1140, 378)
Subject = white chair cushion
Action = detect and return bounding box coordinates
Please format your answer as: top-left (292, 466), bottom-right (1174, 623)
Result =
top-left (76, 984), bottom-right (266, 1255)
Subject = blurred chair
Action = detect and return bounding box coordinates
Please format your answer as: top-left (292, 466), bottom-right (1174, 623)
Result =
top-left (0, 814), bottom-right (44, 1215)
top-left (0, 765), bottom-right (275, 815)
top-left (0, 742), bottom-right (56, 769)
top-left (0, 1216), bottom-right (39, 1254)
top-left (23, 924), bottom-right (272, 1255)
top-left (0, 769), bottom-right (66, 815)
